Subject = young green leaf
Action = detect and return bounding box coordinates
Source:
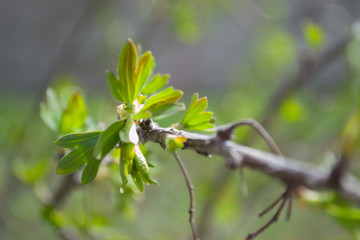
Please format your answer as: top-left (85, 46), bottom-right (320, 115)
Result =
top-left (134, 51), bottom-right (155, 97)
top-left (107, 39), bottom-right (156, 103)
top-left (55, 131), bottom-right (101, 178)
top-left (180, 93), bottom-right (214, 131)
top-left (55, 131), bottom-right (102, 148)
top-left (118, 39), bottom-right (137, 102)
top-left (134, 145), bottom-right (158, 185)
top-left (81, 154), bottom-right (101, 185)
top-left (141, 74), bottom-right (169, 95)
top-left (165, 135), bottom-right (187, 151)
top-left (140, 87), bottom-right (183, 112)
top-left (106, 70), bottom-right (125, 102)
top-left (40, 88), bottom-right (62, 132)
top-left (119, 143), bottom-right (136, 190)
top-left (56, 147), bottom-right (92, 175)
top-left (302, 20), bottom-right (325, 49)
top-left (131, 168), bottom-right (144, 192)
top-left (190, 92), bottom-right (199, 105)
top-left (94, 119), bottom-right (125, 159)
top-left (152, 103), bottom-right (185, 120)
top-left (60, 92), bottom-right (87, 134)
top-left (133, 110), bottom-right (152, 120)
top-left (119, 118), bottom-right (139, 144)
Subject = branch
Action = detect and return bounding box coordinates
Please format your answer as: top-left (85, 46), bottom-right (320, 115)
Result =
top-left (174, 151), bottom-right (198, 240)
top-left (198, 33), bottom-right (354, 236)
top-left (138, 119), bottom-right (360, 204)
top-left (261, 34), bottom-right (353, 128)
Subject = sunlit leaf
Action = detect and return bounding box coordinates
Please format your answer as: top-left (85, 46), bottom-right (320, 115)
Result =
top-left (118, 39), bottom-right (137, 102)
top-left (106, 70), bottom-right (125, 102)
top-left (134, 51), bottom-right (155, 97)
top-left (190, 92), bottom-right (199, 105)
top-left (133, 110), bottom-right (152, 120)
top-left (180, 93), bottom-right (214, 131)
top-left (94, 120), bottom-right (125, 159)
top-left (12, 158), bottom-right (48, 184)
top-left (60, 92), bottom-right (87, 134)
top-left (119, 118), bottom-right (139, 144)
top-left (303, 20), bottom-right (325, 49)
top-left (165, 135), bottom-right (187, 151)
top-left (152, 103), bottom-right (186, 120)
top-left (141, 87), bottom-right (183, 112)
top-left (141, 74), bottom-right (169, 95)
top-left (107, 39), bottom-right (156, 104)
top-left (40, 88), bottom-right (62, 132)
top-left (280, 97), bottom-right (307, 122)
top-left (341, 109), bottom-right (360, 154)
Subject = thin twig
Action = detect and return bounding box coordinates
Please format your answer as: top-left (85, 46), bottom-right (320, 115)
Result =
top-left (239, 168), bottom-right (248, 197)
top-left (245, 190), bottom-right (290, 240)
top-left (258, 191), bottom-right (285, 217)
top-left (197, 33), bottom-right (353, 237)
top-left (286, 191), bottom-right (293, 221)
top-left (217, 118), bottom-right (282, 155)
top-left (174, 151), bottom-right (199, 240)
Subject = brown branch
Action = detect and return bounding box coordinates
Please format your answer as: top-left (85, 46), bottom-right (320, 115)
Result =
top-left (217, 118), bottom-right (282, 156)
top-left (174, 151), bottom-right (199, 240)
top-left (138, 119), bottom-right (360, 204)
top-left (261, 34), bottom-right (353, 128)
top-left (198, 33), bottom-right (353, 237)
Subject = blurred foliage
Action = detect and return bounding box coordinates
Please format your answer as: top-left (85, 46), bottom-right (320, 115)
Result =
top-left (2, 1), bottom-right (360, 240)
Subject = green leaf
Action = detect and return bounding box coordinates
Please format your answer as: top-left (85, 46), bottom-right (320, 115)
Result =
top-left (134, 145), bottom-right (158, 185)
top-left (131, 168), bottom-right (144, 192)
top-left (119, 118), bottom-right (139, 144)
top-left (40, 88), bottom-right (62, 132)
top-left (118, 39), bottom-right (137, 102)
top-left (165, 135), bottom-right (187, 151)
top-left (133, 110), bottom-right (152, 120)
top-left (141, 87), bottom-right (183, 112)
top-left (107, 39), bottom-right (156, 103)
top-left (12, 158), bottom-right (48, 184)
top-left (190, 92), bottom-right (199, 105)
top-left (141, 74), bottom-right (169, 95)
top-left (152, 103), bottom-right (186, 120)
top-left (106, 70), bottom-right (125, 102)
top-left (55, 131), bottom-right (101, 178)
top-left (134, 51), bottom-right (155, 97)
top-left (81, 154), bottom-right (101, 185)
top-left (56, 147), bottom-right (92, 175)
top-left (302, 20), bottom-right (325, 49)
top-left (55, 131), bottom-right (102, 148)
top-left (60, 92), bottom-right (87, 134)
top-left (94, 120), bottom-right (125, 159)
top-left (180, 93), bottom-right (214, 131)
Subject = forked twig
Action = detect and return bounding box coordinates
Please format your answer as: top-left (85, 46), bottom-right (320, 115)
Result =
top-left (197, 34), bottom-right (352, 237)
top-left (174, 151), bottom-right (199, 240)
top-left (219, 119), bottom-right (294, 239)
top-left (246, 189), bottom-right (291, 240)
top-left (217, 118), bottom-right (282, 156)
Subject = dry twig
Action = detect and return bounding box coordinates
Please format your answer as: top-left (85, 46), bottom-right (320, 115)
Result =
top-left (174, 151), bottom-right (199, 240)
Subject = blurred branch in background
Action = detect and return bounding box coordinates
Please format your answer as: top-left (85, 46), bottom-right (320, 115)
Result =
top-left (198, 30), bottom-right (354, 237)
top-left (1, 0), bottom-right (97, 239)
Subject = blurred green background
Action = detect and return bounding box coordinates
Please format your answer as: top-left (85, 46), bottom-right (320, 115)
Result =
top-left (2, 0), bottom-right (360, 239)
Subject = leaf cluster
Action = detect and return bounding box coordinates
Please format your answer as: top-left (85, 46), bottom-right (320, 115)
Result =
top-left (44, 39), bottom-right (215, 191)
